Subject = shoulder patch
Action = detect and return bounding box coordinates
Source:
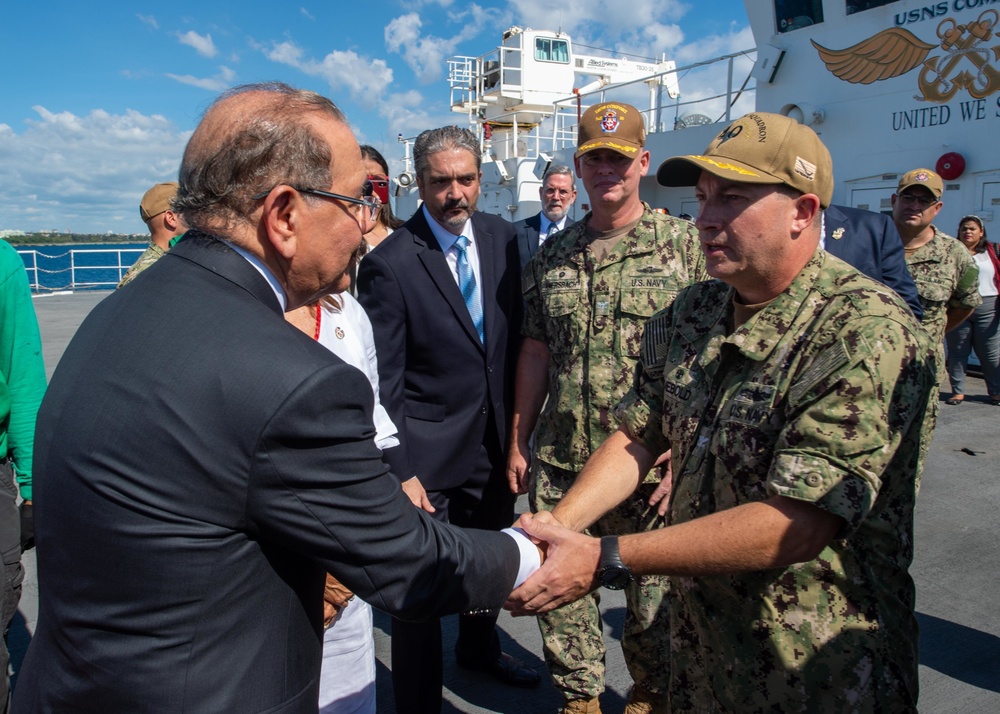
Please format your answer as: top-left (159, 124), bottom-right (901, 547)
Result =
top-left (788, 335), bottom-right (867, 405)
top-left (639, 310), bottom-right (673, 380)
top-left (522, 263), bottom-right (536, 294)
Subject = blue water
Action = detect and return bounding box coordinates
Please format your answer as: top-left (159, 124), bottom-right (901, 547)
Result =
top-left (16, 243), bottom-right (148, 292)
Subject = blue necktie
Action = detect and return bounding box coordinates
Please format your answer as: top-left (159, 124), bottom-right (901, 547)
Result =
top-left (455, 235), bottom-right (484, 344)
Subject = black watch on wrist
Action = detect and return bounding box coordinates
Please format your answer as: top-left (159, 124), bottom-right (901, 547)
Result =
top-left (598, 536), bottom-right (634, 590)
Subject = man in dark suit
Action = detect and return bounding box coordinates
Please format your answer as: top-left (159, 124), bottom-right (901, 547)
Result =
top-left (824, 204), bottom-right (923, 319)
top-left (513, 164), bottom-right (577, 273)
top-left (357, 126), bottom-right (539, 714)
top-left (14, 84), bottom-right (539, 714)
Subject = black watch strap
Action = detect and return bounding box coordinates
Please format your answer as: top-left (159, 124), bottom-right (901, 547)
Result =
top-left (598, 536), bottom-right (634, 590)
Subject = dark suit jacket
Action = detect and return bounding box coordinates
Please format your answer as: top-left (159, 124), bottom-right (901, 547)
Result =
top-left (825, 204), bottom-right (924, 320)
top-left (15, 233), bottom-right (518, 713)
top-left (357, 209), bottom-right (521, 493)
top-left (513, 213), bottom-right (576, 274)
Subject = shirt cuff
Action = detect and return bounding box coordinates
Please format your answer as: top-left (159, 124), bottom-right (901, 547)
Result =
top-left (502, 526), bottom-right (542, 588)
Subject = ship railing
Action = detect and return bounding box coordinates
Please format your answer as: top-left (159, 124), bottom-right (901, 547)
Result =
top-left (17, 246), bottom-right (144, 293)
top-left (544, 48), bottom-right (756, 152)
top-left (448, 44), bottom-right (522, 114)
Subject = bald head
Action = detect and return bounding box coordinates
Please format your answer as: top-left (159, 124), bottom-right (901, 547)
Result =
top-left (174, 82), bottom-right (347, 236)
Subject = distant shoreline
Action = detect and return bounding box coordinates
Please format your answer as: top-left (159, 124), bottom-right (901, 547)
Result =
top-left (4, 234), bottom-right (145, 246)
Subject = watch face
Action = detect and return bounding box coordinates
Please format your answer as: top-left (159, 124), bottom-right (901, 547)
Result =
top-left (600, 566), bottom-right (632, 590)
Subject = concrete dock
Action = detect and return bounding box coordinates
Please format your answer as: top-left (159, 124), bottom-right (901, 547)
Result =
top-left (12, 290), bottom-right (1000, 713)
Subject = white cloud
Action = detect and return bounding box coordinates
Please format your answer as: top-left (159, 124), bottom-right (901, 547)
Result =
top-left (0, 107), bottom-right (189, 233)
top-left (263, 41), bottom-right (393, 108)
top-left (384, 12), bottom-right (484, 84)
top-left (165, 66), bottom-right (236, 92)
top-left (176, 30), bottom-right (218, 59)
top-left (137, 14), bottom-right (158, 30)
top-left (300, 7), bottom-right (315, 21)
top-left (508, 0), bottom-right (685, 39)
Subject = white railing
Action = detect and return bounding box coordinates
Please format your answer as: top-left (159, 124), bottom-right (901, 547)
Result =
top-left (17, 247), bottom-right (145, 293)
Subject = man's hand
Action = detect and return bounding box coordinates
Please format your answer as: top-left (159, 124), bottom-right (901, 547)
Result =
top-left (648, 449), bottom-right (672, 517)
top-left (506, 441), bottom-right (532, 495)
top-left (401, 476), bottom-right (435, 513)
top-left (323, 574), bottom-right (354, 628)
top-left (504, 513), bottom-right (601, 616)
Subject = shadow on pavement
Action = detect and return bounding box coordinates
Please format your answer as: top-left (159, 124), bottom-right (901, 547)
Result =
top-left (918, 612), bottom-right (1000, 693)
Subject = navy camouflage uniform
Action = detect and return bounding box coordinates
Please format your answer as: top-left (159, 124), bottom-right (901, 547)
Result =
top-left (522, 204), bottom-right (706, 703)
top-left (616, 251), bottom-right (937, 712)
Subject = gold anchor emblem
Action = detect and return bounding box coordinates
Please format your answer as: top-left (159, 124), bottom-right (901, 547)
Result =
top-left (811, 10), bottom-right (1000, 103)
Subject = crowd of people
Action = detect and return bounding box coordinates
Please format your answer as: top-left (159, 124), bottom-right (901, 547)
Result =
top-left (0, 82), bottom-right (996, 714)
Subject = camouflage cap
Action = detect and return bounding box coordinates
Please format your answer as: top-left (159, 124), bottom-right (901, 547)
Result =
top-left (656, 112), bottom-right (834, 208)
top-left (897, 168), bottom-right (943, 198)
top-left (575, 102), bottom-right (646, 158)
top-left (140, 182), bottom-right (179, 222)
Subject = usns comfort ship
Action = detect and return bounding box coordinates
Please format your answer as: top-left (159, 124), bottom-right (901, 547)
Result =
top-left (396, 0), bottom-right (1000, 241)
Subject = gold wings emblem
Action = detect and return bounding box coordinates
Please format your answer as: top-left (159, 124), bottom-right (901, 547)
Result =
top-left (812, 28), bottom-right (935, 84)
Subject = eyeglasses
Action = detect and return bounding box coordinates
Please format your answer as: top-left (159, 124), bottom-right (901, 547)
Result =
top-left (543, 188), bottom-right (574, 197)
top-left (898, 193), bottom-right (939, 209)
top-left (252, 185), bottom-right (381, 223)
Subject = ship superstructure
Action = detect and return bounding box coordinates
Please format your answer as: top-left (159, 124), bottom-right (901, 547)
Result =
top-left (395, 1), bottom-right (1000, 237)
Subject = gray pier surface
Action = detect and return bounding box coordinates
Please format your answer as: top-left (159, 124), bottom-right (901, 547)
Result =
top-left (13, 290), bottom-right (1000, 713)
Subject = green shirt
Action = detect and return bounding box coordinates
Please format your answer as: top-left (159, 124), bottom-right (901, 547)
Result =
top-left (0, 240), bottom-right (47, 500)
top-left (522, 204), bottom-right (706, 472)
top-left (617, 251), bottom-right (936, 712)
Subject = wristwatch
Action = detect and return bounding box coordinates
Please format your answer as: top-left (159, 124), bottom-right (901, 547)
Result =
top-left (598, 536), bottom-right (634, 590)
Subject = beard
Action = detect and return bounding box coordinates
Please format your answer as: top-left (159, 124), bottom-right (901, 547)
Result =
top-left (439, 198), bottom-right (475, 229)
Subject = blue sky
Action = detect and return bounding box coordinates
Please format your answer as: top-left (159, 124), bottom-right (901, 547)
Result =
top-left (0, 1), bottom-right (749, 234)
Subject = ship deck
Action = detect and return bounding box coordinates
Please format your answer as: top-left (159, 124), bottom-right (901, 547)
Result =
top-left (13, 290), bottom-right (1000, 713)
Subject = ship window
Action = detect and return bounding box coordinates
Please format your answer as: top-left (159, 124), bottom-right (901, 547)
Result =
top-left (846, 0), bottom-right (896, 15)
top-left (534, 37), bottom-right (570, 64)
top-left (775, 0), bottom-right (824, 33)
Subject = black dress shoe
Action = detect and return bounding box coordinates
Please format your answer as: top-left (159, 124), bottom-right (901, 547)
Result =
top-left (457, 652), bottom-right (541, 688)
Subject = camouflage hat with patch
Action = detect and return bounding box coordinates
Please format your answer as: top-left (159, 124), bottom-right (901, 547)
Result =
top-left (575, 102), bottom-right (646, 159)
top-left (140, 182), bottom-right (179, 222)
top-left (897, 168), bottom-right (943, 199)
top-left (656, 112), bottom-right (834, 207)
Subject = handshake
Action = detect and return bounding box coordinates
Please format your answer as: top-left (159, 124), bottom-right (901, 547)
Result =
top-left (502, 512), bottom-right (605, 616)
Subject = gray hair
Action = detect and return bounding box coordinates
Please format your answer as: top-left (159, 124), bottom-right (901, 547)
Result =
top-left (413, 126), bottom-right (481, 181)
top-left (174, 82), bottom-right (347, 233)
top-left (542, 164), bottom-right (574, 186)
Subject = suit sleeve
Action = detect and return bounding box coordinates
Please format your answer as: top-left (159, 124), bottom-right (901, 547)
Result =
top-left (356, 250), bottom-right (415, 481)
top-left (876, 216), bottom-right (924, 321)
top-left (245, 361), bottom-right (519, 620)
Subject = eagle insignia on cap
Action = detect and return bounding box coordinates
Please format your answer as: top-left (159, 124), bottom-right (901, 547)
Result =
top-left (601, 109), bottom-right (619, 133)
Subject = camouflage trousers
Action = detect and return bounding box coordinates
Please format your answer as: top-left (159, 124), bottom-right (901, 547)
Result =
top-left (529, 460), bottom-right (671, 703)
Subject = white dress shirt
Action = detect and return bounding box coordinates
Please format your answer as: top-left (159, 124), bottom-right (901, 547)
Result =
top-left (422, 204), bottom-right (483, 312)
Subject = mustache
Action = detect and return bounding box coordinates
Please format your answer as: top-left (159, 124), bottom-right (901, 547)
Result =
top-left (444, 199), bottom-right (470, 211)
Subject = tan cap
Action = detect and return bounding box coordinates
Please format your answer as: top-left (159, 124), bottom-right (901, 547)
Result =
top-left (656, 112), bottom-right (834, 208)
top-left (897, 168), bottom-right (942, 199)
top-left (575, 102), bottom-right (645, 158)
top-left (140, 182), bottom-right (179, 222)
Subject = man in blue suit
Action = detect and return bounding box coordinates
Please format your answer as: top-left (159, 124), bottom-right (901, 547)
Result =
top-left (514, 165), bottom-right (577, 273)
top-left (823, 204), bottom-right (923, 319)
